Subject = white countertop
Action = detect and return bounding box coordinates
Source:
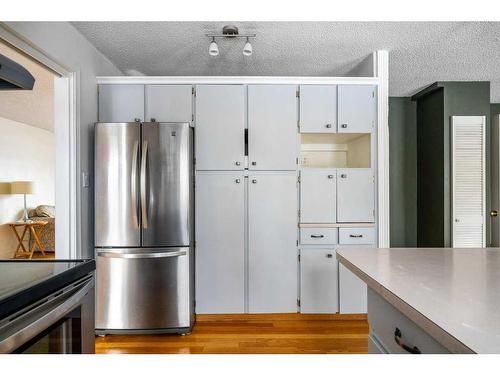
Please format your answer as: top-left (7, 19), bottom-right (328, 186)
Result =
top-left (336, 247), bottom-right (500, 354)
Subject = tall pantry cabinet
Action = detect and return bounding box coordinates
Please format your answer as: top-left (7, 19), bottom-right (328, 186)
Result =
top-left (195, 85), bottom-right (299, 313)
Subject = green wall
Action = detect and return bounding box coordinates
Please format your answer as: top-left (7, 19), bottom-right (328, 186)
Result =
top-left (389, 97), bottom-right (417, 247)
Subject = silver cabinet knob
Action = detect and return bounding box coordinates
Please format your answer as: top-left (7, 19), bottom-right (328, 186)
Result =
top-left (327, 175), bottom-right (334, 179)
top-left (325, 124), bottom-right (332, 129)
top-left (134, 118), bottom-right (141, 122)
top-left (235, 179), bottom-right (241, 184)
top-left (235, 161), bottom-right (241, 166)
top-left (150, 118), bottom-right (156, 122)
top-left (251, 161), bottom-right (257, 166)
top-left (252, 179), bottom-right (257, 184)
top-left (341, 124), bottom-right (348, 128)
top-left (340, 174), bottom-right (347, 178)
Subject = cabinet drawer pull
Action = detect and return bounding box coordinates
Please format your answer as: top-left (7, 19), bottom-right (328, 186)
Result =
top-left (394, 328), bottom-right (421, 354)
top-left (310, 235), bottom-right (324, 238)
top-left (349, 234), bottom-right (363, 238)
top-left (252, 179), bottom-right (257, 184)
top-left (235, 179), bottom-right (241, 184)
top-left (325, 123), bottom-right (332, 129)
top-left (326, 253), bottom-right (333, 258)
top-left (235, 161), bottom-right (241, 166)
top-left (251, 161), bottom-right (257, 166)
top-left (340, 174), bottom-right (347, 178)
top-left (341, 124), bottom-right (348, 128)
top-left (327, 174), bottom-right (334, 179)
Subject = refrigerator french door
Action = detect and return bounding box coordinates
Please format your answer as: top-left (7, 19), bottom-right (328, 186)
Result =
top-left (94, 122), bottom-right (194, 334)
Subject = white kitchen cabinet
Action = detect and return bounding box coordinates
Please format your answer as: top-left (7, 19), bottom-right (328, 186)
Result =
top-left (339, 263), bottom-right (367, 313)
top-left (300, 168), bottom-right (336, 223)
top-left (98, 84), bottom-right (144, 122)
top-left (195, 85), bottom-right (245, 170)
top-left (337, 85), bottom-right (376, 133)
top-left (248, 85), bottom-right (298, 170)
top-left (337, 168), bottom-right (374, 223)
top-left (248, 172), bottom-right (298, 313)
top-left (299, 85), bottom-right (337, 133)
top-left (145, 85), bottom-right (192, 122)
top-left (195, 171), bottom-right (245, 313)
top-left (300, 248), bottom-right (338, 313)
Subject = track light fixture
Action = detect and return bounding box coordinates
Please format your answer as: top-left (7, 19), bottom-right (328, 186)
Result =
top-left (206, 25), bottom-right (256, 57)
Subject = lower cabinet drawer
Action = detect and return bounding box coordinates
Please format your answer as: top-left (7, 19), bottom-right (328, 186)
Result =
top-left (368, 288), bottom-right (450, 354)
top-left (339, 227), bottom-right (375, 245)
top-left (300, 228), bottom-right (338, 245)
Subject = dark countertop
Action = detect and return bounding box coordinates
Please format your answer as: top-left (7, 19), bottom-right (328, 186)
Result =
top-left (0, 259), bottom-right (95, 320)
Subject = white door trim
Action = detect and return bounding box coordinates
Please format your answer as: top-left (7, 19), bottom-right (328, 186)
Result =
top-left (0, 24), bottom-right (80, 259)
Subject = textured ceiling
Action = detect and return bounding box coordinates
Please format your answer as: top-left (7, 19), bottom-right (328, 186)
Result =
top-left (72, 22), bottom-right (500, 101)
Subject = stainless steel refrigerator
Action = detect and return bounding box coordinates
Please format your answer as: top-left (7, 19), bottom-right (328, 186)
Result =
top-left (94, 121), bottom-right (194, 334)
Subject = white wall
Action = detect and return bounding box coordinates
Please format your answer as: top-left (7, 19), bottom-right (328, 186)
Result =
top-left (3, 22), bottom-right (123, 258)
top-left (0, 117), bottom-right (55, 259)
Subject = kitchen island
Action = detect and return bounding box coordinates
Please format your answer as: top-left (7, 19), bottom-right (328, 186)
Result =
top-left (337, 247), bottom-right (500, 354)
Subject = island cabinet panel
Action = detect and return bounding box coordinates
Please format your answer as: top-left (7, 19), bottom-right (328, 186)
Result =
top-left (300, 168), bottom-right (337, 223)
top-left (248, 85), bottom-right (298, 170)
top-left (248, 172), bottom-right (298, 313)
top-left (337, 168), bottom-right (375, 222)
top-left (368, 288), bottom-right (450, 354)
top-left (195, 85), bottom-right (246, 170)
top-left (98, 84), bottom-right (145, 122)
top-left (337, 85), bottom-right (376, 133)
top-left (195, 171), bottom-right (245, 313)
top-left (299, 85), bottom-right (337, 133)
top-left (300, 248), bottom-right (339, 313)
top-left (145, 84), bottom-right (193, 122)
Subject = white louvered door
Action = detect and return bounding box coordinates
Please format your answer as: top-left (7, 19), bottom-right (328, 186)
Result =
top-left (451, 116), bottom-right (486, 248)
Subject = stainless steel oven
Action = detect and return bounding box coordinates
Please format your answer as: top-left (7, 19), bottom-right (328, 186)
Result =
top-left (0, 275), bottom-right (95, 354)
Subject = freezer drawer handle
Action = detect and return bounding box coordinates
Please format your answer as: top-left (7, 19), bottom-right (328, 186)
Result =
top-left (98, 250), bottom-right (187, 259)
top-left (394, 328), bottom-right (421, 354)
top-left (131, 141), bottom-right (140, 228)
top-left (310, 235), bottom-right (325, 238)
top-left (140, 141), bottom-right (149, 229)
top-left (349, 234), bottom-right (363, 238)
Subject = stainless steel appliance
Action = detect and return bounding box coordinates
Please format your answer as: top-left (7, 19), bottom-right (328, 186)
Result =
top-left (94, 122), bottom-right (194, 334)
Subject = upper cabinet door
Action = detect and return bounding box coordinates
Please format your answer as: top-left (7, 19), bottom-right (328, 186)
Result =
top-left (145, 85), bottom-right (193, 123)
top-left (248, 172), bottom-right (298, 313)
top-left (195, 85), bottom-right (245, 170)
top-left (299, 85), bottom-right (337, 133)
top-left (337, 85), bottom-right (376, 133)
top-left (300, 168), bottom-right (336, 223)
top-left (98, 85), bottom-right (144, 122)
top-left (337, 168), bottom-right (374, 223)
top-left (248, 85), bottom-right (298, 170)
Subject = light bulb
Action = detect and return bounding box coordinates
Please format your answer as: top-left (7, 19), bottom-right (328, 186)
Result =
top-left (209, 39), bottom-right (219, 56)
top-left (243, 38), bottom-right (252, 56)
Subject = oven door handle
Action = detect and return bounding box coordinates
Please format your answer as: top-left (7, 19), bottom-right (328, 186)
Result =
top-left (0, 277), bottom-right (94, 354)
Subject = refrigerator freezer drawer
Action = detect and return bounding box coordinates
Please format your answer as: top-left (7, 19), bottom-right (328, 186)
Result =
top-left (96, 247), bottom-right (193, 331)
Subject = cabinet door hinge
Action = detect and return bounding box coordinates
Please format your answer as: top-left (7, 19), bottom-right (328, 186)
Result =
top-left (192, 87), bottom-right (196, 96)
top-left (298, 254), bottom-right (301, 262)
top-left (296, 239), bottom-right (299, 246)
top-left (372, 90), bottom-right (375, 98)
top-left (298, 210), bottom-right (301, 219)
top-left (297, 299), bottom-right (301, 307)
top-left (296, 90), bottom-right (300, 98)
top-left (297, 121), bottom-right (300, 131)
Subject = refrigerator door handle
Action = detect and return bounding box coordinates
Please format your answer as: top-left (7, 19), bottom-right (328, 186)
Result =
top-left (131, 141), bottom-right (140, 228)
top-left (140, 140), bottom-right (149, 229)
top-left (97, 250), bottom-right (187, 259)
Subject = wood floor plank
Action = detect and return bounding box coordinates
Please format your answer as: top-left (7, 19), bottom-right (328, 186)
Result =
top-left (95, 314), bottom-right (368, 354)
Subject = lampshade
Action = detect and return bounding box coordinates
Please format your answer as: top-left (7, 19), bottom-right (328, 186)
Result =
top-left (10, 181), bottom-right (35, 194)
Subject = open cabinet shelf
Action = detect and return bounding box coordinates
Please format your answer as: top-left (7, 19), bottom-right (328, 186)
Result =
top-left (300, 133), bottom-right (371, 168)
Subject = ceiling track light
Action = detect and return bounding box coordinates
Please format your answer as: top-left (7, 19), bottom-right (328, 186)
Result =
top-left (206, 25), bottom-right (256, 57)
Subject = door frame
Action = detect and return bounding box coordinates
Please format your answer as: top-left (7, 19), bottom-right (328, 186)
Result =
top-left (0, 25), bottom-right (80, 259)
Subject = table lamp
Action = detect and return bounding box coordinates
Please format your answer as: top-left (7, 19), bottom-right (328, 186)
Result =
top-left (10, 181), bottom-right (35, 222)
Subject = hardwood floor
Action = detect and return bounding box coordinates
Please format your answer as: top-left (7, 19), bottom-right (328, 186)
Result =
top-left (95, 314), bottom-right (369, 354)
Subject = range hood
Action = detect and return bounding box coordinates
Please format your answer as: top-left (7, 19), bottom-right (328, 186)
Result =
top-left (0, 53), bottom-right (35, 90)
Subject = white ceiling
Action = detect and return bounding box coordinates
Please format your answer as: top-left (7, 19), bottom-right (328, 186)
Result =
top-left (72, 22), bottom-right (500, 101)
